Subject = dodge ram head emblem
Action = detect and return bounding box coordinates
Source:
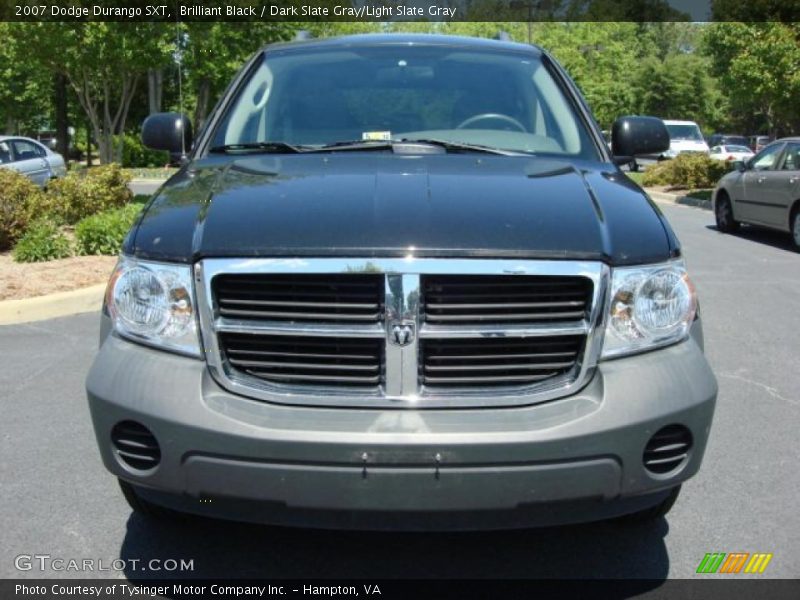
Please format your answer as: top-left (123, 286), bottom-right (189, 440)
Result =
top-left (390, 323), bottom-right (415, 347)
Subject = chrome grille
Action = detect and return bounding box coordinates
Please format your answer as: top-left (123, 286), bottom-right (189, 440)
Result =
top-left (214, 273), bottom-right (384, 323)
top-left (219, 333), bottom-right (383, 387)
top-left (422, 274), bottom-right (592, 324)
top-left (420, 336), bottom-right (583, 387)
top-left (198, 258), bottom-right (607, 408)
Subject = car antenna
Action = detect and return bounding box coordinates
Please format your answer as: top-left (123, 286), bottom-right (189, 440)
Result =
top-left (495, 31), bottom-right (512, 41)
top-left (294, 30), bottom-right (313, 41)
top-left (175, 17), bottom-right (187, 161)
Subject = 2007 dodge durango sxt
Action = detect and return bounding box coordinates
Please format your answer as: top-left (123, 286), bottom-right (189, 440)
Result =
top-left (86, 34), bottom-right (717, 529)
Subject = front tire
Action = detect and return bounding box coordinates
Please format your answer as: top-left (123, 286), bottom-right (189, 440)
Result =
top-left (619, 485), bottom-right (681, 524)
top-left (715, 192), bottom-right (739, 233)
top-left (118, 478), bottom-right (180, 520)
top-left (791, 208), bottom-right (800, 252)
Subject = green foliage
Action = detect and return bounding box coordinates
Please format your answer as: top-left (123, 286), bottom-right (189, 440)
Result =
top-left (45, 164), bottom-right (133, 224)
top-left (75, 203), bottom-right (143, 256)
top-left (0, 23), bottom-right (50, 134)
top-left (116, 133), bottom-right (169, 168)
top-left (0, 168), bottom-right (44, 251)
top-left (642, 154), bottom-right (731, 189)
top-left (704, 22), bottom-right (800, 136)
top-left (12, 220), bottom-right (72, 263)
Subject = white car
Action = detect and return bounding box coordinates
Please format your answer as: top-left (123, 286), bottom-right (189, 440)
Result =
top-left (0, 135), bottom-right (67, 187)
top-left (709, 144), bottom-right (754, 163)
top-left (661, 120), bottom-right (710, 158)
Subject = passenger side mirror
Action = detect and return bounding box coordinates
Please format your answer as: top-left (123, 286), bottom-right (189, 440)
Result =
top-left (733, 160), bottom-right (747, 173)
top-left (142, 113), bottom-right (193, 155)
top-left (611, 116), bottom-right (670, 163)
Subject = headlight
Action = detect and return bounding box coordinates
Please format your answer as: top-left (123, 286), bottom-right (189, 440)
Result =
top-left (601, 260), bottom-right (697, 359)
top-left (105, 256), bottom-right (201, 357)
top-left (664, 148), bottom-right (678, 158)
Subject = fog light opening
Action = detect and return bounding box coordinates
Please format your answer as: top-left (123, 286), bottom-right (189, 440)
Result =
top-left (643, 424), bottom-right (692, 475)
top-left (111, 420), bottom-right (161, 471)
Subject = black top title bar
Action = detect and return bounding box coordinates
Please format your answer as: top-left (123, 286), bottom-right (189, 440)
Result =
top-left (1, 0), bottom-right (798, 22)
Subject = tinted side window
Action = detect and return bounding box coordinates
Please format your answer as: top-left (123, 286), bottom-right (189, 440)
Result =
top-left (779, 143), bottom-right (800, 171)
top-left (751, 143), bottom-right (784, 171)
top-left (0, 141), bottom-right (12, 164)
top-left (11, 140), bottom-right (44, 160)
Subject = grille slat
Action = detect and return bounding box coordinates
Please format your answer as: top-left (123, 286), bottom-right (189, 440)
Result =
top-left (421, 335), bottom-right (583, 389)
top-left (425, 310), bottom-right (586, 322)
top-left (220, 333), bottom-right (383, 388)
top-left (214, 273), bottom-right (384, 324)
top-left (219, 308), bottom-right (382, 321)
top-left (422, 275), bottom-right (593, 325)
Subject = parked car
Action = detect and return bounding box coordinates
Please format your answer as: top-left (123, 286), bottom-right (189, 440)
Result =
top-left (660, 120), bottom-right (710, 158)
top-left (713, 138), bottom-right (800, 250)
top-left (707, 133), bottom-right (749, 148)
top-left (0, 135), bottom-right (67, 186)
top-left (709, 144), bottom-right (754, 162)
top-left (749, 135), bottom-right (772, 153)
top-left (87, 34), bottom-right (717, 530)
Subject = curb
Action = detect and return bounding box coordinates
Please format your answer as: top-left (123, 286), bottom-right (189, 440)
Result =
top-left (0, 284), bottom-right (106, 326)
top-left (647, 189), bottom-right (712, 210)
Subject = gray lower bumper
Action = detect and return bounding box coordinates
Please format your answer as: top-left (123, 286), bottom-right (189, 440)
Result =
top-left (86, 326), bottom-right (717, 529)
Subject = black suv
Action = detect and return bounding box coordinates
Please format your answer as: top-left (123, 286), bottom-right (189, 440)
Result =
top-left (87, 34), bottom-right (717, 529)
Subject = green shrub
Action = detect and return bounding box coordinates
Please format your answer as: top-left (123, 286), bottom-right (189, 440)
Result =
top-left (642, 154), bottom-right (731, 189)
top-left (116, 133), bottom-right (169, 168)
top-left (75, 203), bottom-right (143, 255)
top-left (0, 169), bottom-right (45, 251)
top-left (45, 163), bottom-right (133, 224)
top-left (12, 221), bottom-right (72, 263)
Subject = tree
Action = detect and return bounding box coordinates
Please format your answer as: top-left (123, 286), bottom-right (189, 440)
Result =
top-left (32, 22), bottom-right (173, 164)
top-left (0, 23), bottom-right (49, 135)
top-left (704, 22), bottom-right (800, 136)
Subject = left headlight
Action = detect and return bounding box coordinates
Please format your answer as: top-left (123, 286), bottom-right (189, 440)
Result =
top-left (601, 259), bottom-right (697, 359)
top-left (105, 256), bottom-right (201, 357)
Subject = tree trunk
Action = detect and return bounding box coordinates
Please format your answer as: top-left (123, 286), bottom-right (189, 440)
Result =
top-left (54, 72), bottom-right (69, 158)
top-left (147, 69), bottom-right (163, 114)
top-left (86, 125), bottom-right (92, 167)
top-left (194, 79), bottom-right (211, 132)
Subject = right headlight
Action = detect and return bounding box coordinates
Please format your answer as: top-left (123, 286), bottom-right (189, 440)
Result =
top-left (105, 256), bottom-right (201, 357)
top-left (601, 259), bottom-right (697, 359)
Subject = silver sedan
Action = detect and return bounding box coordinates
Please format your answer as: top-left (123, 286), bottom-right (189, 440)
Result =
top-left (0, 135), bottom-right (67, 187)
top-left (713, 138), bottom-right (800, 251)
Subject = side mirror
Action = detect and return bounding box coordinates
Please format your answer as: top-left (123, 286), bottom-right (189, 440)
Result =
top-left (735, 160), bottom-right (748, 173)
top-left (611, 116), bottom-right (670, 162)
top-left (142, 113), bottom-right (193, 155)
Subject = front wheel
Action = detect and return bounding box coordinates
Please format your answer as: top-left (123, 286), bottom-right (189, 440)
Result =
top-left (791, 209), bottom-right (800, 252)
top-left (619, 486), bottom-right (681, 524)
top-left (715, 193), bottom-right (739, 233)
top-left (118, 478), bottom-right (181, 520)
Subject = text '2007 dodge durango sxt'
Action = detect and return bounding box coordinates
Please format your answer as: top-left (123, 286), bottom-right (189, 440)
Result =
top-left (86, 34), bottom-right (717, 529)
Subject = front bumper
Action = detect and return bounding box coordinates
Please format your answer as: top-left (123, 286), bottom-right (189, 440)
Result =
top-left (86, 323), bottom-right (717, 530)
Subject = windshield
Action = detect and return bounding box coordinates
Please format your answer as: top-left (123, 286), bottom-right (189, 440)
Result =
top-left (211, 45), bottom-right (598, 159)
top-left (724, 145), bottom-right (751, 153)
top-left (666, 124), bottom-right (704, 142)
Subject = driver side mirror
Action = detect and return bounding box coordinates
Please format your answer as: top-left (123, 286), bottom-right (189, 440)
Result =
top-left (734, 160), bottom-right (748, 173)
top-left (611, 116), bottom-right (670, 163)
top-left (142, 112), bottom-right (193, 155)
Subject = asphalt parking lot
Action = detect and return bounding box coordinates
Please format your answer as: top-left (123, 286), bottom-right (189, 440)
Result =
top-left (1, 201), bottom-right (798, 581)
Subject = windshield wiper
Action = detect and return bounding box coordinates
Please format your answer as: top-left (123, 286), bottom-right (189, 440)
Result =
top-left (209, 142), bottom-right (307, 154)
top-left (309, 138), bottom-right (522, 156)
top-left (307, 140), bottom-right (395, 152)
top-left (399, 138), bottom-right (525, 156)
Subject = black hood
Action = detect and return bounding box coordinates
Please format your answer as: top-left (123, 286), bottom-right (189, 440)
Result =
top-left (127, 153), bottom-right (678, 265)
